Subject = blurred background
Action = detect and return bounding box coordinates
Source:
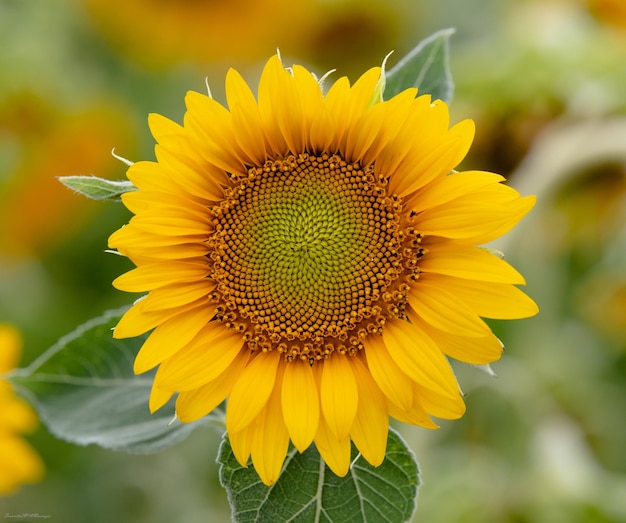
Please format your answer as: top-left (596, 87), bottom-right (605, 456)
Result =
top-left (1, 0), bottom-right (625, 521)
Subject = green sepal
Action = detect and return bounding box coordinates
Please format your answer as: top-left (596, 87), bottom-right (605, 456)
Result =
top-left (58, 175), bottom-right (137, 201)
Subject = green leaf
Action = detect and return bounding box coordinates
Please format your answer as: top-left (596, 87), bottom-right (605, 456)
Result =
top-left (58, 175), bottom-right (136, 201)
top-left (218, 428), bottom-right (420, 523)
top-left (7, 308), bottom-right (213, 453)
top-left (385, 28), bottom-right (455, 103)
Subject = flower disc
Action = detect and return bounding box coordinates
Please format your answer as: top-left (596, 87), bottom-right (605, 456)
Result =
top-left (211, 153), bottom-right (415, 362)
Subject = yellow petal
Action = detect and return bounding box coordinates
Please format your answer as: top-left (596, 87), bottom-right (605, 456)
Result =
top-left (408, 170), bottom-right (505, 211)
top-left (155, 140), bottom-right (225, 201)
top-left (225, 67), bottom-right (267, 166)
top-left (140, 281), bottom-right (214, 312)
top-left (126, 161), bottom-right (188, 197)
top-left (176, 347), bottom-right (249, 422)
top-left (228, 425), bottom-right (253, 469)
top-left (148, 112), bottom-right (184, 142)
top-left (413, 383), bottom-right (466, 420)
top-left (348, 357), bottom-right (388, 467)
top-left (250, 377), bottom-right (290, 486)
top-left (314, 416), bottom-right (352, 478)
top-left (416, 192), bottom-right (536, 243)
top-left (113, 296), bottom-right (199, 339)
top-left (148, 382), bottom-right (174, 413)
top-left (257, 55), bottom-right (289, 156)
top-left (183, 91), bottom-right (248, 174)
top-left (363, 335), bottom-right (414, 411)
top-left (281, 359), bottom-right (320, 452)
top-left (109, 223), bottom-right (206, 252)
top-left (226, 350), bottom-right (281, 433)
top-left (419, 246), bottom-right (526, 284)
top-left (382, 319), bottom-right (459, 398)
top-left (320, 354), bottom-right (358, 440)
top-left (112, 262), bottom-right (210, 292)
top-left (408, 280), bottom-right (492, 337)
top-left (386, 397), bottom-right (438, 429)
top-left (134, 303), bottom-right (216, 374)
top-left (155, 323), bottom-right (243, 391)
top-left (412, 312), bottom-right (503, 364)
top-left (420, 274), bottom-right (539, 320)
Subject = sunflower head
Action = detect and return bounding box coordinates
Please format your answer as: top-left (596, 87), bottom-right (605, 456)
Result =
top-left (109, 55), bottom-right (538, 485)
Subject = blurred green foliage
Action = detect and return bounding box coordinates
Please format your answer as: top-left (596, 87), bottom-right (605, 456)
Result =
top-left (1, 0), bottom-right (625, 521)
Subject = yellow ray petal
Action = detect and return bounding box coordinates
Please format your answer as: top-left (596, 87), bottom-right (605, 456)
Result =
top-left (363, 335), bottom-right (414, 411)
top-left (176, 347), bottom-right (249, 422)
top-left (183, 91), bottom-right (249, 173)
top-left (226, 350), bottom-right (281, 434)
top-left (408, 171), bottom-right (505, 211)
top-left (382, 319), bottom-right (459, 398)
top-left (148, 382), bottom-right (174, 413)
top-left (320, 354), bottom-right (358, 440)
top-left (360, 88), bottom-right (418, 167)
top-left (264, 62), bottom-right (306, 155)
top-left (144, 279), bottom-right (215, 311)
top-left (281, 359), bottom-right (320, 452)
top-left (140, 281), bottom-right (214, 312)
top-left (225, 67), bottom-right (267, 166)
top-left (420, 274), bottom-right (538, 320)
top-left (155, 141), bottom-right (225, 201)
top-left (111, 262), bottom-right (209, 292)
top-left (386, 398), bottom-right (439, 429)
top-left (314, 416), bottom-right (352, 478)
top-left (411, 311), bottom-right (503, 364)
top-left (126, 161), bottom-right (189, 197)
top-left (326, 67), bottom-right (380, 153)
top-left (113, 296), bottom-right (201, 339)
top-left (128, 215), bottom-right (210, 237)
top-left (257, 55), bottom-right (289, 156)
top-left (388, 132), bottom-right (462, 196)
top-left (375, 95), bottom-right (432, 175)
top-left (408, 281), bottom-right (492, 337)
top-left (250, 377), bottom-right (290, 486)
top-left (229, 425), bottom-right (253, 469)
top-left (418, 245), bottom-right (526, 284)
top-left (134, 303), bottom-right (216, 374)
top-left (156, 324), bottom-right (243, 391)
top-left (148, 112), bottom-right (184, 142)
top-left (413, 382), bottom-right (466, 420)
top-left (121, 190), bottom-right (212, 221)
top-left (348, 357), bottom-right (388, 467)
top-left (416, 192), bottom-right (536, 243)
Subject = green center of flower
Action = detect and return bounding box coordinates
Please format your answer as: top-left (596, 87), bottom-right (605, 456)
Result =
top-left (208, 153), bottom-right (422, 363)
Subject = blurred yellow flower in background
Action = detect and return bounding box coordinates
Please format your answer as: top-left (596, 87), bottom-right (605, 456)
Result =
top-left (0, 94), bottom-right (134, 256)
top-left (83, 0), bottom-right (401, 75)
top-left (84, 0), bottom-right (321, 68)
top-left (0, 324), bottom-right (44, 495)
top-left (108, 55), bottom-right (537, 485)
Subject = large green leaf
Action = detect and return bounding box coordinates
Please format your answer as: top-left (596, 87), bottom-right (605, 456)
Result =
top-left (385, 28), bottom-right (455, 103)
top-left (7, 308), bottom-right (212, 453)
top-left (219, 428), bottom-right (420, 523)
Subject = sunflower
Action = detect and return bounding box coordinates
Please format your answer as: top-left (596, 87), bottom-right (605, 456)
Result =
top-left (109, 55), bottom-right (538, 486)
top-left (0, 325), bottom-right (44, 495)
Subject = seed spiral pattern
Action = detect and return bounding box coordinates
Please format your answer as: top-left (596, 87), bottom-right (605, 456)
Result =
top-left (208, 153), bottom-right (425, 363)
